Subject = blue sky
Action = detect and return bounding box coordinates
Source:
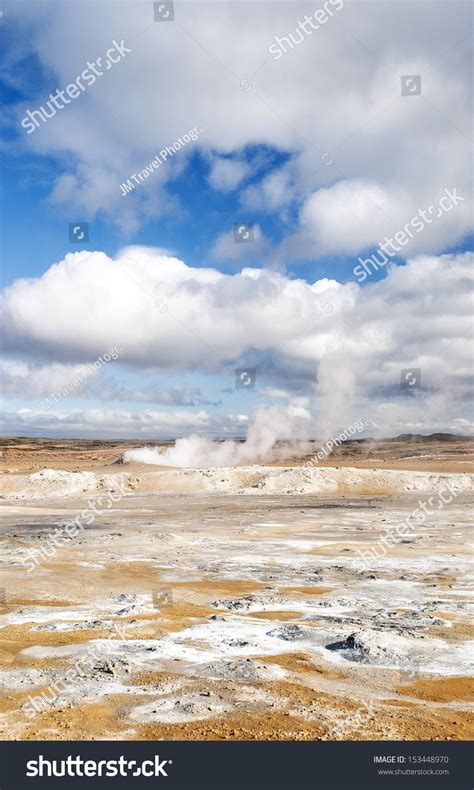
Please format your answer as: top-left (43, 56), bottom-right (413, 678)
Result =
top-left (2, 145), bottom-right (290, 284)
top-left (0, 0), bottom-right (472, 439)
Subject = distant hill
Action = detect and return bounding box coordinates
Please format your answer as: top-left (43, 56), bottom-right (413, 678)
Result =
top-left (387, 433), bottom-right (472, 443)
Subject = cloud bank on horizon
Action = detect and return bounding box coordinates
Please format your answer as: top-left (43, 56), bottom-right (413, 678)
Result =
top-left (1, 248), bottom-right (473, 438)
top-left (0, 0), bottom-right (472, 439)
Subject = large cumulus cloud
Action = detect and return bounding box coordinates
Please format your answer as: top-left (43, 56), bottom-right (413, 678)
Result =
top-left (1, 247), bottom-right (473, 436)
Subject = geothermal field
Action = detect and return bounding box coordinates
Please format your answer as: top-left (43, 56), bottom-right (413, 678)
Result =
top-left (0, 435), bottom-right (473, 741)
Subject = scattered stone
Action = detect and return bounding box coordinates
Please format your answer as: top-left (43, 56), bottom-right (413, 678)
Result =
top-left (266, 624), bottom-right (307, 642)
top-left (90, 658), bottom-right (130, 677)
top-left (326, 630), bottom-right (408, 664)
top-left (224, 639), bottom-right (249, 648)
top-left (213, 596), bottom-right (256, 611)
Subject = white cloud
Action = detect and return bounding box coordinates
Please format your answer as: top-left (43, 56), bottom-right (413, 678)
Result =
top-left (0, 359), bottom-right (97, 398)
top-left (241, 164), bottom-right (296, 213)
top-left (300, 180), bottom-right (406, 254)
top-left (1, 247), bottom-right (473, 436)
top-left (292, 179), bottom-right (471, 259)
top-left (96, 380), bottom-right (219, 406)
top-left (9, 0), bottom-right (472, 251)
top-left (207, 155), bottom-right (250, 192)
top-left (210, 224), bottom-right (271, 262)
top-left (0, 406), bottom-right (250, 439)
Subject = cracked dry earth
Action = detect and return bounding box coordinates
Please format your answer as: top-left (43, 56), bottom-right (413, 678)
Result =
top-left (0, 480), bottom-right (473, 741)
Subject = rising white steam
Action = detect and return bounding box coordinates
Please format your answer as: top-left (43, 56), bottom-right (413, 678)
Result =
top-left (123, 405), bottom-right (312, 468)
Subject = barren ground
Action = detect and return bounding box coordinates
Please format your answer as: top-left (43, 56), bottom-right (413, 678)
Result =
top-left (0, 437), bottom-right (472, 740)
